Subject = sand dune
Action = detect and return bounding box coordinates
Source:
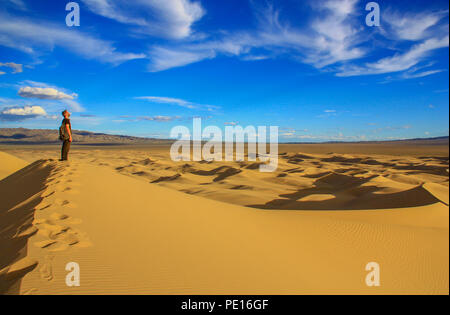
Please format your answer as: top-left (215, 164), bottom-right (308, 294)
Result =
top-left (0, 151), bottom-right (29, 180)
top-left (0, 146), bottom-right (448, 295)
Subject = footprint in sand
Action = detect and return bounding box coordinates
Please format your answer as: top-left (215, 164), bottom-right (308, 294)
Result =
top-left (61, 187), bottom-right (80, 195)
top-left (54, 199), bottom-right (78, 209)
top-left (35, 239), bottom-right (57, 249)
top-left (46, 180), bottom-right (61, 187)
top-left (44, 241), bottom-right (71, 252)
top-left (36, 203), bottom-right (52, 211)
top-left (34, 214), bottom-right (89, 252)
top-left (42, 191), bottom-right (55, 198)
top-left (64, 179), bottom-right (81, 186)
top-left (39, 255), bottom-right (54, 281)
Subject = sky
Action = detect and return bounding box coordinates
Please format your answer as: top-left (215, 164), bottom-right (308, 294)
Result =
top-left (0, 0), bottom-right (448, 142)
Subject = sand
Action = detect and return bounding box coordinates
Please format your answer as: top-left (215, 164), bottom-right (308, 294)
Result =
top-left (0, 144), bottom-right (448, 295)
top-left (0, 151), bottom-right (29, 181)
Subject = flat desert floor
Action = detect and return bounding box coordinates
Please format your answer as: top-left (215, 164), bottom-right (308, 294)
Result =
top-left (0, 143), bottom-right (448, 295)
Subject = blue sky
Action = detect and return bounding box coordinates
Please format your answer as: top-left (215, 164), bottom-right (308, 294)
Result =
top-left (0, 0), bottom-right (448, 142)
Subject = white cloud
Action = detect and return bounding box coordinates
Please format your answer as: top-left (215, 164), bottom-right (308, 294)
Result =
top-left (139, 115), bottom-right (181, 122)
top-left (0, 13), bottom-right (146, 64)
top-left (0, 62), bottom-right (23, 73)
top-left (304, 0), bottom-right (365, 68)
top-left (135, 96), bottom-right (195, 108)
top-left (383, 10), bottom-right (447, 41)
top-left (337, 36), bottom-right (449, 76)
top-left (0, 105), bottom-right (47, 121)
top-left (81, 0), bottom-right (205, 39)
top-left (0, 71), bottom-right (5, 76)
top-left (148, 46), bottom-right (215, 72)
top-left (135, 96), bottom-right (220, 112)
top-left (15, 82), bottom-right (85, 112)
top-left (145, 2), bottom-right (448, 81)
top-left (401, 69), bottom-right (446, 79)
top-left (18, 87), bottom-right (77, 100)
top-left (147, 1), bottom-right (366, 71)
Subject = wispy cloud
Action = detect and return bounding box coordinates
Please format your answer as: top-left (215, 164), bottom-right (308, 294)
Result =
top-left (371, 125), bottom-right (413, 133)
top-left (81, 0), bottom-right (205, 39)
top-left (145, 1), bottom-right (448, 82)
top-left (148, 46), bottom-right (216, 72)
top-left (135, 96), bottom-right (195, 109)
top-left (138, 115), bottom-right (181, 122)
top-left (3, 0), bottom-right (28, 11)
top-left (0, 62), bottom-right (23, 74)
top-left (318, 109), bottom-right (339, 118)
top-left (0, 13), bottom-right (146, 64)
top-left (401, 69), bottom-right (446, 79)
top-left (383, 10), bottom-right (448, 41)
top-left (147, 1), bottom-right (366, 72)
top-left (135, 96), bottom-right (220, 111)
top-left (337, 36), bottom-right (449, 76)
top-left (0, 0), bottom-right (447, 81)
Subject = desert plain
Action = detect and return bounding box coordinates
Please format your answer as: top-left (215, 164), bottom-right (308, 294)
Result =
top-left (0, 141), bottom-right (448, 295)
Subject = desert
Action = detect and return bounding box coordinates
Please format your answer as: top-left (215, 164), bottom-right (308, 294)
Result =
top-left (0, 139), bottom-right (448, 295)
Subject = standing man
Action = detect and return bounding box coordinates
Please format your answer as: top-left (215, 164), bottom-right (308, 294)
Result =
top-left (60, 110), bottom-right (73, 161)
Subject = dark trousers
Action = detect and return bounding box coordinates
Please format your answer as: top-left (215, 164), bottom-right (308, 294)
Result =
top-left (61, 140), bottom-right (71, 161)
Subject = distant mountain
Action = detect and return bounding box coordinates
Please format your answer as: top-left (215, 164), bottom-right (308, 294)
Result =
top-left (286, 136), bottom-right (449, 145)
top-left (0, 128), bottom-right (448, 146)
top-left (385, 136), bottom-right (449, 145)
top-left (0, 128), bottom-right (173, 145)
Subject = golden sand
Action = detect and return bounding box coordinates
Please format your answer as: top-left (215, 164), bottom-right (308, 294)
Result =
top-left (0, 144), bottom-right (448, 295)
top-left (0, 151), bottom-right (28, 180)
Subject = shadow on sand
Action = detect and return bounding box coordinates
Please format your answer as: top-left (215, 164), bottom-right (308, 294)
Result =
top-left (0, 160), bottom-right (54, 295)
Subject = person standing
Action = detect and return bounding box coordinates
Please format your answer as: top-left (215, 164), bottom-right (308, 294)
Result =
top-left (60, 110), bottom-right (73, 161)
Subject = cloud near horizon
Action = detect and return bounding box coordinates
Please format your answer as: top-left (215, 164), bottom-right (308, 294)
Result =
top-left (135, 96), bottom-right (196, 109)
top-left (135, 96), bottom-right (220, 112)
top-left (138, 115), bottom-right (181, 122)
top-left (0, 105), bottom-right (47, 121)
